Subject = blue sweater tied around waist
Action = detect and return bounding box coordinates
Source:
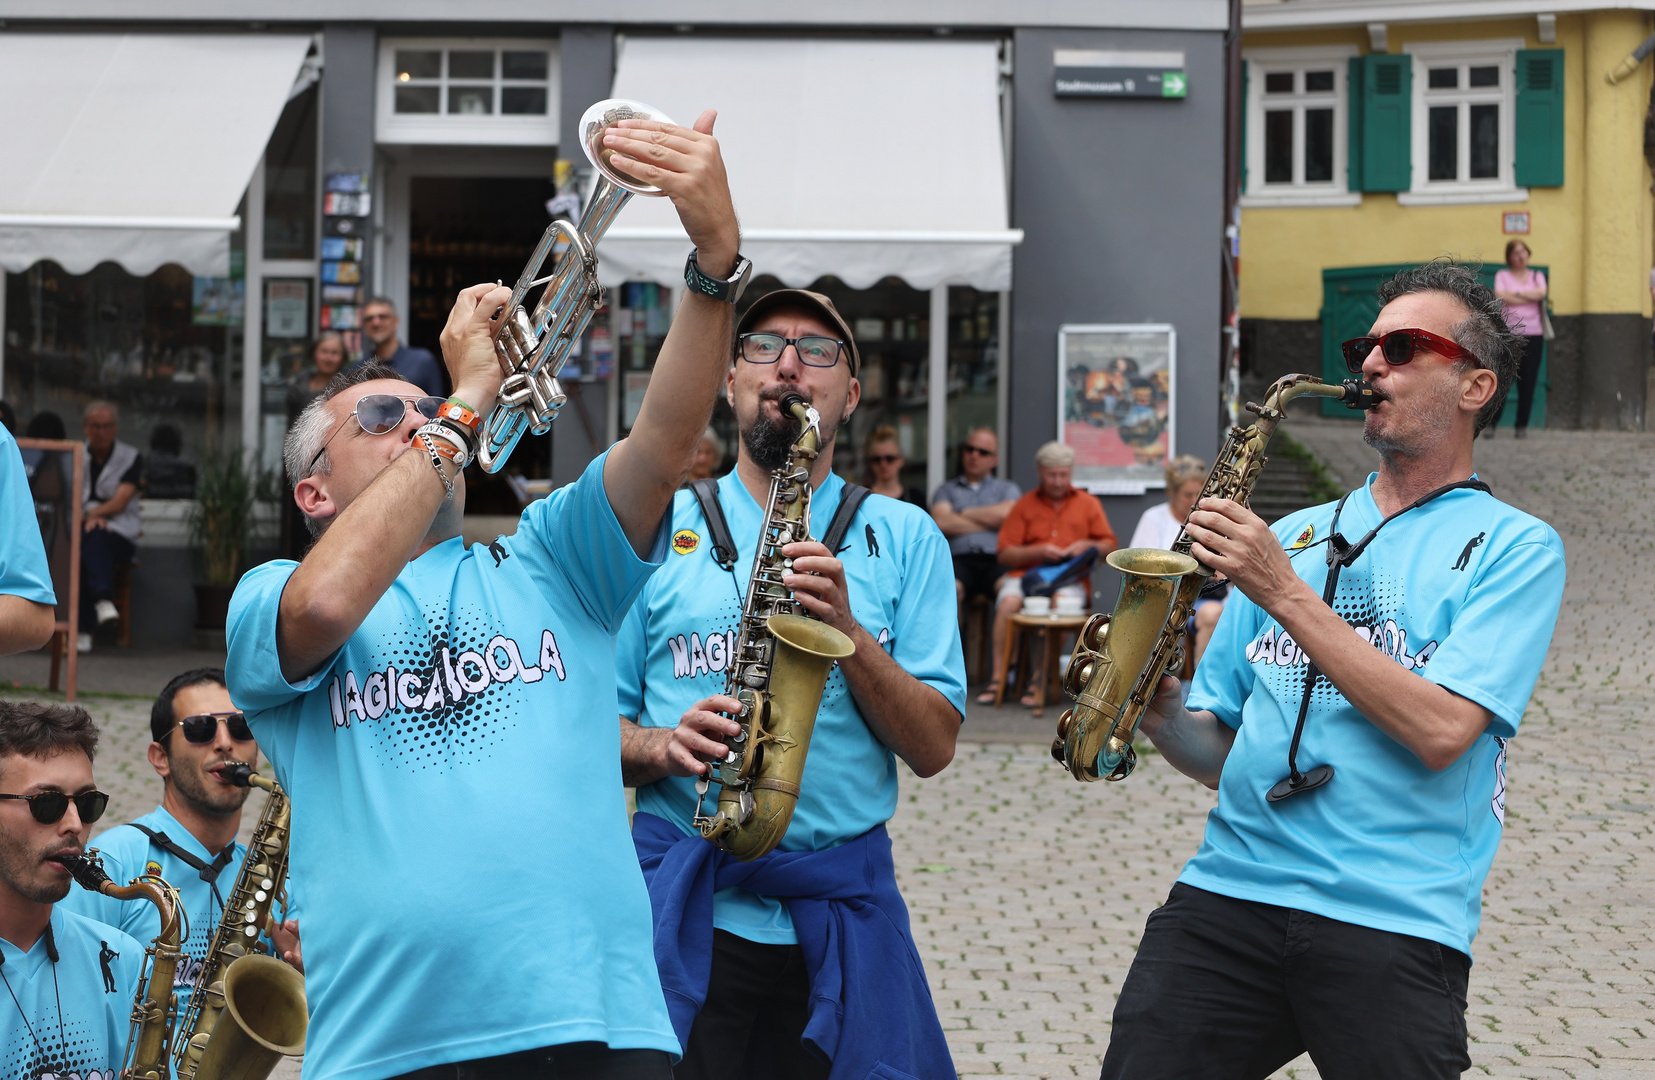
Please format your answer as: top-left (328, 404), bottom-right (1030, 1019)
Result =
top-left (631, 811), bottom-right (954, 1080)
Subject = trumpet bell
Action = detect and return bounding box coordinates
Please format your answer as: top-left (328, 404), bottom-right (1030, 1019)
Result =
top-left (580, 98), bottom-right (678, 197)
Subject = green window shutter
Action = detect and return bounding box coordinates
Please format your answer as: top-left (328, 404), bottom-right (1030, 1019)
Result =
top-left (1357, 55), bottom-right (1411, 191)
top-left (1347, 56), bottom-right (1364, 192)
top-left (1515, 49), bottom-right (1565, 187)
top-left (1240, 59), bottom-right (1248, 193)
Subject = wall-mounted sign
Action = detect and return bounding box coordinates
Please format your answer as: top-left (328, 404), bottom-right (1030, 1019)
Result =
top-left (1503, 211), bottom-right (1531, 234)
top-left (265, 280), bottom-right (309, 339)
top-left (1058, 323), bottom-right (1177, 495)
top-left (1054, 49), bottom-right (1187, 99)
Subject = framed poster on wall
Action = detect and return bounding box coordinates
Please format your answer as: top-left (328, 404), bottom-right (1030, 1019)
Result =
top-left (1057, 323), bottom-right (1176, 494)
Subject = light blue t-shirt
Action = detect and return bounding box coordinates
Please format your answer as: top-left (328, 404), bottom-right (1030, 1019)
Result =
top-left (1, 426), bottom-right (56, 606)
top-left (1183, 475), bottom-right (1566, 956)
top-left (59, 806), bottom-right (250, 1010)
top-left (226, 452), bottom-right (677, 1080)
top-left (0, 907), bottom-right (143, 1080)
top-left (619, 471), bottom-right (967, 944)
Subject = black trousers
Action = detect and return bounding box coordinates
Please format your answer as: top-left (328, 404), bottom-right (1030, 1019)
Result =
top-left (676, 929), bottom-right (830, 1080)
top-left (1490, 334), bottom-right (1546, 430)
top-left (1099, 883), bottom-right (1471, 1080)
top-left (387, 1044), bottom-right (673, 1080)
top-left (952, 552), bottom-right (1002, 602)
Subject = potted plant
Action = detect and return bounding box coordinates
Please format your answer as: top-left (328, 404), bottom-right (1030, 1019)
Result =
top-left (189, 449), bottom-right (271, 649)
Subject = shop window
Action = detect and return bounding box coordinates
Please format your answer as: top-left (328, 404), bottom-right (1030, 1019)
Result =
top-left (377, 39), bottom-right (560, 146)
top-left (263, 86), bottom-right (318, 261)
top-left (1401, 41), bottom-right (1523, 203)
top-left (1241, 48), bottom-right (1358, 206)
top-left (3, 260), bottom-right (244, 480)
top-left (943, 287), bottom-right (1001, 490)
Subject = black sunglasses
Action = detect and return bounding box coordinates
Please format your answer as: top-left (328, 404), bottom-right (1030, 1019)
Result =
top-left (737, 333), bottom-right (845, 368)
top-left (867, 454), bottom-right (901, 465)
top-left (961, 445), bottom-right (996, 457)
top-left (307, 394), bottom-right (444, 475)
top-left (176, 712), bottom-right (254, 744)
top-left (0, 790), bottom-right (110, 825)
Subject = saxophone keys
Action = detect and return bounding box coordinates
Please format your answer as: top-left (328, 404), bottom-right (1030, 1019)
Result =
top-left (254, 890), bottom-right (269, 903)
top-left (260, 877), bottom-right (274, 890)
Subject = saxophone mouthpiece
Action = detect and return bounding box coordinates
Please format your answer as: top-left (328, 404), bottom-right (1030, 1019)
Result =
top-left (779, 392), bottom-right (809, 415)
top-left (61, 850), bottom-right (111, 894)
top-left (1341, 379), bottom-right (1382, 410)
top-left (222, 762), bottom-right (255, 788)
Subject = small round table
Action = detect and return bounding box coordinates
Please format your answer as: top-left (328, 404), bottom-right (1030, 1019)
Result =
top-left (993, 611), bottom-right (1090, 716)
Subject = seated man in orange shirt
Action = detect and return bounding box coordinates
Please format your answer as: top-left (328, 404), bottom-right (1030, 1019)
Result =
top-left (987, 441), bottom-right (1117, 706)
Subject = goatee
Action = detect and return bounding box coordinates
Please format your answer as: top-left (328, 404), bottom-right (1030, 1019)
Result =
top-left (743, 410), bottom-right (800, 470)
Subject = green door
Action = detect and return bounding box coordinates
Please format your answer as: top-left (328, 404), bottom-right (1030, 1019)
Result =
top-left (1318, 264), bottom-right (1547, 426)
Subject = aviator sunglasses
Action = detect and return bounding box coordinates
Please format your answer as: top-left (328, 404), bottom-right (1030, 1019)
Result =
top-left (174, 711), bottom-right (254, 744)
top-left (0, 790), bottom-right (110, 825)
top-left (1340, 328), bottom-right (1478, 374)
top-left (306, 394), bottom-right (445, 475)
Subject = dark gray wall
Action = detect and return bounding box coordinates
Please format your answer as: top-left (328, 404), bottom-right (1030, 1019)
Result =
top-left (322, 25), bottom-right (378, 298)
top-left (1010, 27), bottom-right (1227, 595)
top-left (553, 26), bottom-right (618, 486)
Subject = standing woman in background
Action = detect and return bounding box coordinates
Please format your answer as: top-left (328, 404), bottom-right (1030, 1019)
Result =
top-left (1492, 240), bottom-right (1547, 438)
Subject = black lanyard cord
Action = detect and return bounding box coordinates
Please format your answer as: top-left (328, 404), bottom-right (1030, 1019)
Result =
top-left (0, 923), bottom-right (66, 1073)
top-left (1268, 478), bottom-right (1491, 804)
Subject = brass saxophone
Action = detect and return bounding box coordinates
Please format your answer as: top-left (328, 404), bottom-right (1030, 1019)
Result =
top-left (693, 394), bottom-right (856, 860)
top-left (173, 764), bottom-right (306, 1080)
top-left (1052, 374), bottom-right (1378, 782)
top-left (63, 849), bottom-right (183, 1080)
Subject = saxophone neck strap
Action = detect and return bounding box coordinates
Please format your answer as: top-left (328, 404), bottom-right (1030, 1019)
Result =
top-left (820, 484), bottom-right (871, 556)
top-left (690, 478), bottom-right (870, 569)
top-left (1269, 476), bottom-right (1492, 805)
top-left (128, 823), bottom-right (236, 899)
top-left (690, 478), bottom-right (738, 572)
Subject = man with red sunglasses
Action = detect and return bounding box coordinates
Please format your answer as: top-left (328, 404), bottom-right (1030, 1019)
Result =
top-left (0, 699), bottom-right (142, 1080)
top-left (228, 109), bottom-right (744, 1080)
top-left (1097, 261), bottom-right (1567, 1078)
top-left (60, 667), bottom-right (300, 1005)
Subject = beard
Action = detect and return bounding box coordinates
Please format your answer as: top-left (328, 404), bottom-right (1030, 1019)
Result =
top-left (1361, 377), bottom-right (1461, 462)
top-left (170, 755), bottom-right (251, 819)
top-left (0, 831), bottom-right (76, 904)
top-left (742, 389), bottom-right (840, 470)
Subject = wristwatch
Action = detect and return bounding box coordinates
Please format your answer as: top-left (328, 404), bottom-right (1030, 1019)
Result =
top-left (684, 249), bottom-right (754, 304)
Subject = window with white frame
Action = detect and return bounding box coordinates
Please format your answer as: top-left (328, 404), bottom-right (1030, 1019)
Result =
top-left (1407, 41), bottom-right (1520, 197)
top-left (1243, 48), bottom-right (1357, 205)
top-left (376, 38), bottom-right (560, 145)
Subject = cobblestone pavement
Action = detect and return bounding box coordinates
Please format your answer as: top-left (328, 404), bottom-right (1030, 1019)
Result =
top-left (889, 419), bottom-right (1655, 1079)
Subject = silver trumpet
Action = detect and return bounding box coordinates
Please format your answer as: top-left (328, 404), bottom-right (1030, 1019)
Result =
top-left (478, 98), bottom-right (673, 473)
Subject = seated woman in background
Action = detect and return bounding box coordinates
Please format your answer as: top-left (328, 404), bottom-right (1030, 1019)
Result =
top-left (1130, 454), bottom-right (1225, 668)
top-left (861, 424), bottom-right (926, 506)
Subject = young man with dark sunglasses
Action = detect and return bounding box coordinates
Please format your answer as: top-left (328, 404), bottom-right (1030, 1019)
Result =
top-left (1096, 261), bottom-right (1567, 1078)
top-left (228, 111), bottom-right (745, 1080)
top-left (0, 699), bottom-right (143, 1079)
top-left (617, 289), bottom-right (965, 1080)
top-left (59, 667), bottom-right (300, 1007)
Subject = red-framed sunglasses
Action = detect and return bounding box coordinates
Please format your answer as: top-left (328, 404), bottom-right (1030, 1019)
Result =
top-left (1340, 328), bottom-right (1478, 374)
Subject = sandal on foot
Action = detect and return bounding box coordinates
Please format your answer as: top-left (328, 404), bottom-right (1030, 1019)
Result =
top-left (976, 685), bottom-right (1000, 705)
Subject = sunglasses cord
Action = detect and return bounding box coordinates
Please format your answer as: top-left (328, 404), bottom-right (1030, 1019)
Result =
top-left (0, 923), bottom-right (66, 1071)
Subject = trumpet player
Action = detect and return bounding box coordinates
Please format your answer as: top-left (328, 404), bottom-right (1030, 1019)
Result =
top-left (1098, 262), bottom-right (1566, 1079)
top-left (227, 110), bottom-right (741, 1080)
top-left (0, 700), bottom-right (141, 1079)
top-left (617, 291), bottom-right (965, 1080)
top-left (58, 667), bottom-right (300, 1001)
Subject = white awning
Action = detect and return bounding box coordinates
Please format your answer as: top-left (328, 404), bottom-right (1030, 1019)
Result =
top-left (601, 37), bottom-right (1022, 292)
top-left (0, 33), bottom-right (313, 278)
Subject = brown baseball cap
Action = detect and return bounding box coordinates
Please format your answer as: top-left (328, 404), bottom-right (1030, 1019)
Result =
top-left (734, 288), bottom-right (861, 376)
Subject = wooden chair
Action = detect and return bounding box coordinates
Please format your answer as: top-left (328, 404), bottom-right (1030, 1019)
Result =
top-left (961, 595), bottom-right (993, 685)
top-left (112, 560), bottom-right (133, 648)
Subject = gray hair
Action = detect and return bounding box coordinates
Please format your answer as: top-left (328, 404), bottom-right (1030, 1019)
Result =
top-left (283, 361), bottom-right (403, 538)
top-left (1376, 260), bottom-right (1521, 436)
top-left (363, 295), bottom-right (397, 313)
top-left (699, 426), bottom-right (724, 458)
top-left (1164, 454), bottom-right (1207, 489)
top-left (83, 399), bottom-right (117, 421)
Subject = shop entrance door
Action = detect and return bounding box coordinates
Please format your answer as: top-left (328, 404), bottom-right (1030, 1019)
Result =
top-left (405, 175), bottom-right (555, 505)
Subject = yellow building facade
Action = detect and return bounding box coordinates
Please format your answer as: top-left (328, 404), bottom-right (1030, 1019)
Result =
top-left (1239, 2), bottom-right (1652, 429)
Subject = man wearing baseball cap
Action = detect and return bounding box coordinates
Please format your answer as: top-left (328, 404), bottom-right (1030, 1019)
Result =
top-left (618, 289), bottom-right (964, 1079)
